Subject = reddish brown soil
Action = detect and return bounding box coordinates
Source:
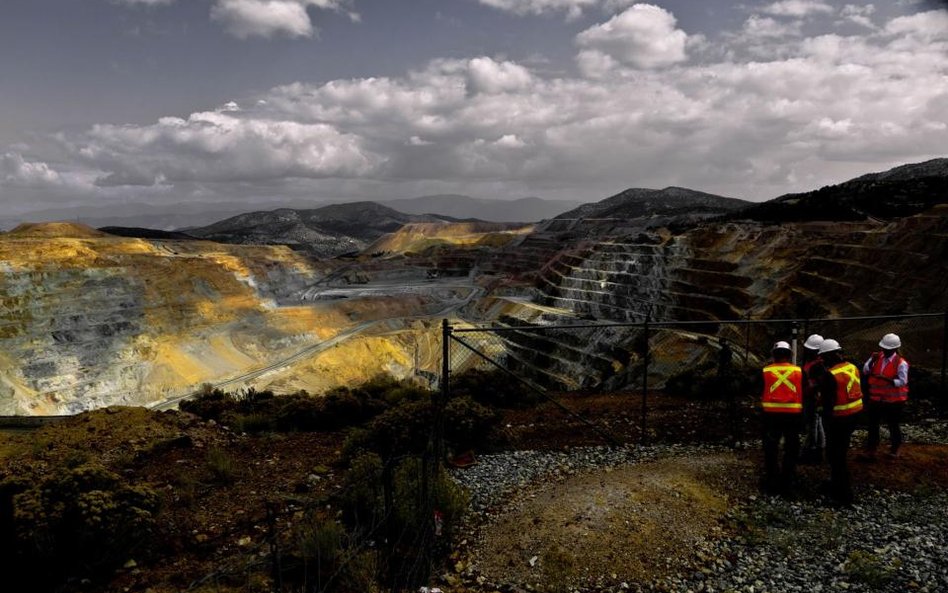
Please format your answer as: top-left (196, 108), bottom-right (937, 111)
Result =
top-left (0, 408), bottom-right (345, 593)
top-left (2, 398), bottom-right (945, 593)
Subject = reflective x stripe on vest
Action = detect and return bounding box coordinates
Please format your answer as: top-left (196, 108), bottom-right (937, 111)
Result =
top-left (830, 362), bottom-right (863, 417)
top-left (761, 363), bottom-right (803, 414)
top-left (867, 352), bottom-right (909, 403)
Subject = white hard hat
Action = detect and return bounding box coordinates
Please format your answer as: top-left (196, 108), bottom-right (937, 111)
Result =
top-left (803, 334), bottom-right (824, 350)
top-left (879, 333), bottom-right (901, 349)
top-left (818, 338), bottom-right (841, 354)
top-left (773, 341), bottom-right (791, 352)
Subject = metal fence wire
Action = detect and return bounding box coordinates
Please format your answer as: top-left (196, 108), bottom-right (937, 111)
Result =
top-left (443, 312), bottom-right (948, 446)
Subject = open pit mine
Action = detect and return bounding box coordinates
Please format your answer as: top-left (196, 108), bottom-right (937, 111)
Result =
top-left (2, 160), bottom-right (947, 415)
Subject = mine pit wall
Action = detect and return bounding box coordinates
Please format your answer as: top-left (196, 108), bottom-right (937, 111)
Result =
top-left (0, 236), bottom-right (403, 415)
top-left (465, 208), bottom-right (948, 393)
top-left (243, 318), bottom-right (444, 395)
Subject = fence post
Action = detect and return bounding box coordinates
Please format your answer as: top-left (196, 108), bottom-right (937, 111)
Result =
top-left (743, 312), bottom-right (751, 364)
top-left (441, 319), bottom-right (451, 410)
top-left (791, 321), bottom-right (799, 365)
top-left (266, 501), bottom-right (283, 591)
top-left (641, 313), bottom-right (649, 445)
top-left (942, 311), bottom-right (947, 406)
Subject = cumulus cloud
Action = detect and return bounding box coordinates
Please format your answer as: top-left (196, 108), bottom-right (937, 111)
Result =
top-left (885, 9), bottom-right (948, 39)
top-left (111, 0), bottom-right (176, 6)
top-left (742, 14), bottom-right (804, 38)
top-left (15, 7), bottom-right (948, 205)
top-left (476, 0), bottom-right (599, 19)
top-left (575, 4), bottom-right (688, 72)
top-left (75, 110), bottom-right (379, 187)
top-left (466, 57), bottom-right (535, 94)
top-left (1, 153), bottom-right (63, 187)
top-left (210, 0), bottom-right (356, 39)
top-left (760, 0), bottom-right (834, 17)
top-left (840, 4), bottom-right (877, 29)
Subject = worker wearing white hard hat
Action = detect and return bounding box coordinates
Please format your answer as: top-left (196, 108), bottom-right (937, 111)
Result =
top-left (811, 339), bottom-right (863, 506)
top-left (800, 334), bottom-right (826, 464)
top-left (860, 333), bottom-right (909, 461)
top-left (759, 340), bottom-right (803, 496)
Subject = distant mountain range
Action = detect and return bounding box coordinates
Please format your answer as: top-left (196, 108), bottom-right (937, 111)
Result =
top-left (0, 195), bottom-right (582, 231)
top-left (183, 201), bottom-right (456, 257)
top-left (555, 186), bottom-right (748, 220)
top-left (733, 158), bottom-right (948, 222)
top-left (0, 202), bottom-right (257, 232)
top-left (380, 195), bottom-right (583, 222)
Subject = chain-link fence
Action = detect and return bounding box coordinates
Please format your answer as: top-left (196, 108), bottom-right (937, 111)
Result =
top-left (444, 312), bottom-right (948, 447)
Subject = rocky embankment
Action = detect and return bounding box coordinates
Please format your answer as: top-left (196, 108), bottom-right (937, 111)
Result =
top-left (456, 205), bottom-right (948, 393)
top-left (0, 224), bottom-right (450, 414)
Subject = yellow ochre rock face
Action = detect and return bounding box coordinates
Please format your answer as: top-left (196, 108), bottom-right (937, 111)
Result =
top-left (0, 228), bottom-right (399, 415)
top-left (366, 221), bottom-right (533, 255)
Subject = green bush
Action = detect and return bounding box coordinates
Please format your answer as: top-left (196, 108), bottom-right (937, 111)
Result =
top-left (845, 549), bottom-right (899, 588)
top-left (182, 387), bottom-right (278, 423)
top-left (0, 464), bottom-right (159, 589)
top-left (392, 458), bottom-right (468, 543)
top-left (339, 452), bottom-right (385, 534)
top-left (227, 411), bottom-right (275, 434)
top-left (206, 447), bottom-right (238, 484)
top-left (444, 396), bottom-right (498, 452)
top-left (274, 393), bottom-right (326, 431)
top-left (342, 393), bottom-right (499, 462)
top-left (360, 400), bottom-right (433, 458)
top-left (182, 378), bottom-right (429, 434)
top-left (180, 386), bottom-right (233, 420)
top-left (231, 387), bottom-right (275, 413)
top-left (283, 513), bottom-right (377, 593)
top-left (451, 369), bottom-right (539, 409)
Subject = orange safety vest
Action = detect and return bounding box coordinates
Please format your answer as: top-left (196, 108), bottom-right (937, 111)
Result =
top-left (866, 352), bottom-right (909, 403)
top-left (829, 362), bottom-right (863, 417)
top-left (761, 362), bottom-right (803, 414)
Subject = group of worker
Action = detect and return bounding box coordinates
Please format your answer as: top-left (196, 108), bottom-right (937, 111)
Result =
top-left (760, 333), bottom-right (909, 505)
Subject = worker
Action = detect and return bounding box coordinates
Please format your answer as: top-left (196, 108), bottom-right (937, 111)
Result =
top-left (799, 334), bottom-right (826, 463)
top-left (814, 339), bottom-right (863, 506)
top-left (861, 333), bottom-right (909, 460)
top-left (760, 341), bottom-right (803, 495)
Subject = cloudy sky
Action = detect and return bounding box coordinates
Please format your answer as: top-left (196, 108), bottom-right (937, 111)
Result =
top-left (1, 0), bottom-right (946, 217)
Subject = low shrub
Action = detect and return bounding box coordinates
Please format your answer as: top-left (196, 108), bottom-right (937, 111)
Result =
top-left (451, 369), bottom-right (539, 409)
top-left (358, 400), bottom-right (433, 459)
top-left (180, 386), bottom-right (232, 420)
top-left (182, 387), bottom-right (278, 424)
top-left (444, 396), bottom-right (498, 452)
top-left (206, 447), bottom-right (239, 484)
top-left (274, 393), bottom-right (325, 431)
top-left (0, 463), bottom-right (159, 589)
top-left (845, 549), bottom-right (899, 588)
top-left (278, 512), bottom-right (377, 593)
top-left (338, 452), bottom-right (385, 534)
top-left (227, 411), bottom-right (274, 434)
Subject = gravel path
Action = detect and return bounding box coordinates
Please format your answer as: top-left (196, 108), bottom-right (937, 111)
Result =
top-left (445, 420), bottom-right (948, 593)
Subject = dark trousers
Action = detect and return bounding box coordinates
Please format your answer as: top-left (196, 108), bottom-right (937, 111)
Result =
top-left (801, 396), bottom-right (825, 460)
top-left (762, 414), bottom-right (801, 492)
top-left (825, 415), bottom-right (858, 505)
top-left (866, 400), bottom-right (905, 453)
